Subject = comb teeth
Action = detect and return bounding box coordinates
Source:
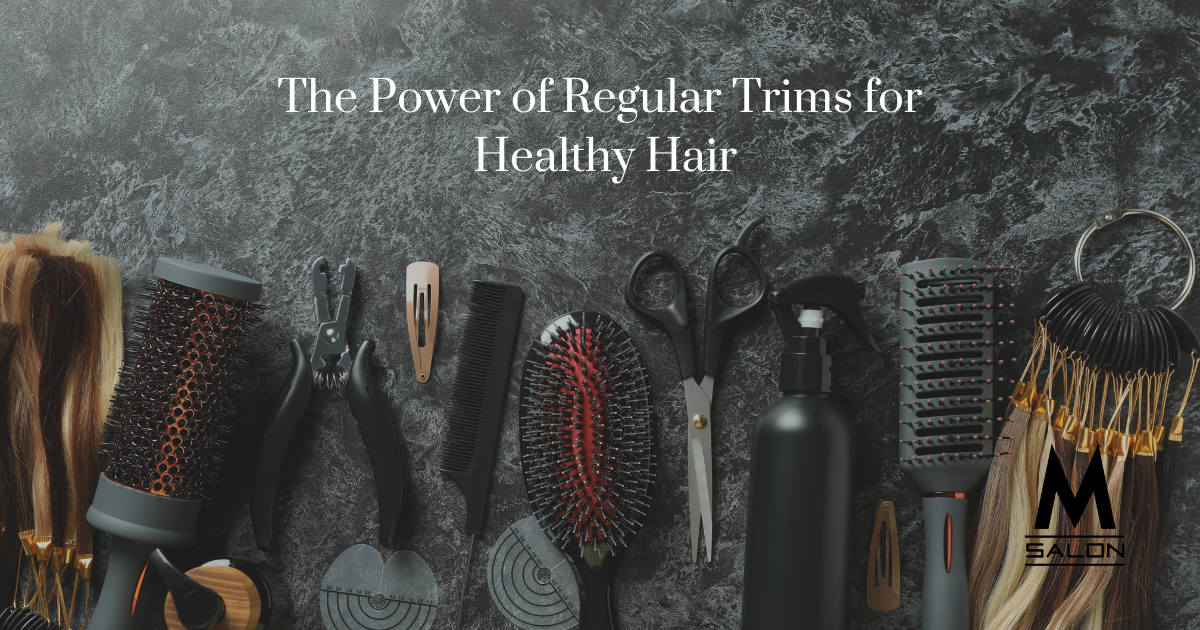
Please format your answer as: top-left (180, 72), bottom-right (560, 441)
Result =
top-left (97, 278), bottom-right (257, 501)
top-left (898, 258), bottom-right (1005, 493)
top-left (518, 312), bottom-right (653, 554)
top-left (439, 282), bottom-right (524, 475)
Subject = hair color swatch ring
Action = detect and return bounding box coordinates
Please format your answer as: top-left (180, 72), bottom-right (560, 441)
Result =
top-left (1074, 209), bottom-right (1196, 309)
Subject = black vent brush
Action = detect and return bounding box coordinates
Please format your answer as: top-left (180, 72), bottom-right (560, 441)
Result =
top-left (897, 258), bottom-right (1010, 630)
top-left (519, 311), bottom-right (653, 630)
top-left (88, 258), bottom-right (261, 630)
top-left (439, 281), bottom-right (525, 630)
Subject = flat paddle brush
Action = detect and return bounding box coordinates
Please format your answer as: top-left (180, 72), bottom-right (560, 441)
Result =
top-left (518, 311), bottom-right (652, 630)
top-left (439, 280), bottom-right (525, 630)
top-left (87, 258), bottom-right (261, 630)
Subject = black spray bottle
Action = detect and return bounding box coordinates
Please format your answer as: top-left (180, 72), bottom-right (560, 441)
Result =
top-left (741, 275), bottom-right (883, 630)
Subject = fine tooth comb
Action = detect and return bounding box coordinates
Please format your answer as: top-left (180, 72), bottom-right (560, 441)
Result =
top-left (897, 259), bottom-right (1011, 630)
top-left (439, 280), bottom-right (525, 630)
top-left (406, 262), bottom-right (440, 383)
top-left (867, 499), bottom-right (901, 612)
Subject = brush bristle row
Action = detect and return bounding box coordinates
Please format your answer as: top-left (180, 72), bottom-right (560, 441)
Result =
top-left (898, 258), bottom-right (1003, 492)
top-left (519, 312), bottom-right (653, 554)
top-left (98, 278), bottom-right (254, 500)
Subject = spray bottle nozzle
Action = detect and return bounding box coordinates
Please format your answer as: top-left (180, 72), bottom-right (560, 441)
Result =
top-left (769, 276), bottom-right (883, 393)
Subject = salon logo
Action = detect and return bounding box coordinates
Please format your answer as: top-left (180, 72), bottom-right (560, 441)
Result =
top-left (1025, 447), bottom-right (1124, 566)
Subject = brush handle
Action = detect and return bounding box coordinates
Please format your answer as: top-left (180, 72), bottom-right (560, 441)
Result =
top-left (568, 551), bottom-right (619, 630)
top-left (921, 496), bottom-right (969, 630)
top-left (91, 536), bottom-right (154, 630)
top-left (251, 339), bottom-right (313, 551)
top-left (347, 340), bottom-right (407, 549)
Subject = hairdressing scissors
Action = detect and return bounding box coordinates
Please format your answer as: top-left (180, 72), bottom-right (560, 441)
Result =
top-left (624, 217), bottom-right (769, 562)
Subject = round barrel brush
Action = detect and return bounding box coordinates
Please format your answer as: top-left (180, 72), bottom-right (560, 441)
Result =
top-left (518, 311), bottom-right (653, 630)
top-left (87, 258), bottom-right (261, 630)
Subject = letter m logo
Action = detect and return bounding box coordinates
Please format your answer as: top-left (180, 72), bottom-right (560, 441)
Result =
top-left (1034, 446), bottom-right (1116, 530)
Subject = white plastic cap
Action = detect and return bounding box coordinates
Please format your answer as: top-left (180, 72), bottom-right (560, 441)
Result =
top-left (798, 309), bottom-right (824, 329)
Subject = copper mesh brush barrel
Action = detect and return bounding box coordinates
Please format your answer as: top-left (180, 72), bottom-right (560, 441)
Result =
top-left (898, 258), bottom-right (1003, 630)
top-left (87, 258), bottom-right (261, 630)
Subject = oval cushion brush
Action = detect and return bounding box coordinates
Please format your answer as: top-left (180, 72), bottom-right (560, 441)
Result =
top-left (518, 311), bottom-right (653, 630)
top-left (438, 280), bottom-right (525, 630)
top-left (897, 258), bottom-right (1007, 630)
top-left (87, 258), bottom-right (261, 630)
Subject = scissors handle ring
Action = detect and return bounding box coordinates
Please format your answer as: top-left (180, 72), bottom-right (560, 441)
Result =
top-left (702, 225), bottom-right (770, 376)
top-left (625, 249), bottom-right (697, 381)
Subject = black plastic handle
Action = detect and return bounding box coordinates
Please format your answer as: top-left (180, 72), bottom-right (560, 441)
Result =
top-left (347, 340), bottom-right (406, 549)
top-left (1159, 305), bottom-right (1200, 353)
top-left (1153, 308), bottom-right (1182, 367)
top-left (624, 250), bottom-right (695, 381)
top-left (703, 218), bottom-right (769, 376)
top-left (1040, 282), bottom-right (1092, 319)
top-left (251, 339), bottom-right (313, 552)
top-left (568, 550), bottom-right (620, 630)
top-left (920, 497), bottom-right (970, 630)
top-left (150, 550), bottom-right (225, 630)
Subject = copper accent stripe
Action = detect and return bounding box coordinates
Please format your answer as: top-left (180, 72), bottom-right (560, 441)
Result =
top-left (944, 512), bottom-right (953, 573)
top-left (133, 560), bottom-right (149, 615)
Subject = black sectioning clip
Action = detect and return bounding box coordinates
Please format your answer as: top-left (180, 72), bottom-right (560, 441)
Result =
top-left (251, 257), bottom-right (406, 551)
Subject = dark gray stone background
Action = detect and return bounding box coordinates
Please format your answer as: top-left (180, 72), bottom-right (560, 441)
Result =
top-left (3, 0), bottom-right (1200, 628)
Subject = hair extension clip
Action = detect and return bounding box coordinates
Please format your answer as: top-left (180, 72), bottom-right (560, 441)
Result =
top-left (33, 536), bottom-right (52, 563)
top-left (1134, 430), bottom-right (1157, 456)
top-left (1061, 415), bottom-right (1081, 442)
top-left (405, 262), bottom-right (440, 383)
top-left (74, 554), bottom-right (93, 579)
top-left (1051, 406), bottom-right (1071, 433)
top-left (1169, 416), bottom-right (1184, 442)
top-left (18, 530), bottom-right (35, 557)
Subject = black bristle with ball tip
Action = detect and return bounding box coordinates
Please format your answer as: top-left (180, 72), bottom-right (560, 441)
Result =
top-left (97, 277), bottom-right (258, 501)
top-left (518, 311), bottom-right (654, 555)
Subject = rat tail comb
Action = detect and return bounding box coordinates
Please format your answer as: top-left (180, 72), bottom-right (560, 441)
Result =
top-left (898, 259), bottom-right (1011, 630)
top-left (519, 312), bottom-right (653, 630)
top-left (439, 280), bottom-right (524, 630)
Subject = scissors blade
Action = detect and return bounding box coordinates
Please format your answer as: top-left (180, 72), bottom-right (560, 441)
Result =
top-left (683, 376), bottom-right (714, 562)
top-left (690, 437), bottom-right (713, 561)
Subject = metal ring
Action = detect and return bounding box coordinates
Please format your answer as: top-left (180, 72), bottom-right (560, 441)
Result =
top-left (1074, 209), bottom-right (1196, 310)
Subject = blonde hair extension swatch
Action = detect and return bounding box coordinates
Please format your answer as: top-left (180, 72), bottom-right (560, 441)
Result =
top-left (0, 224), bottom-right (122, 622)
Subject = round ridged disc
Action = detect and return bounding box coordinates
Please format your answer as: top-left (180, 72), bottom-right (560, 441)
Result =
top-left (320, 545), bottom-right (438, 630)
top-left (487, 517), bottom-right (579, 630)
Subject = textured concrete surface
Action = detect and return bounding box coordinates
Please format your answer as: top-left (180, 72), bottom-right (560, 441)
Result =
top-left (3, 0), bottom-right (1200, 628)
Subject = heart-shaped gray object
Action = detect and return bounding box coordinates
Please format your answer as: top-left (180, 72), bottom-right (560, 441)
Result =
top-left (487, 516), bottom-right (580, 630)
top-left (320, 544), bottom-right (438, 630)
